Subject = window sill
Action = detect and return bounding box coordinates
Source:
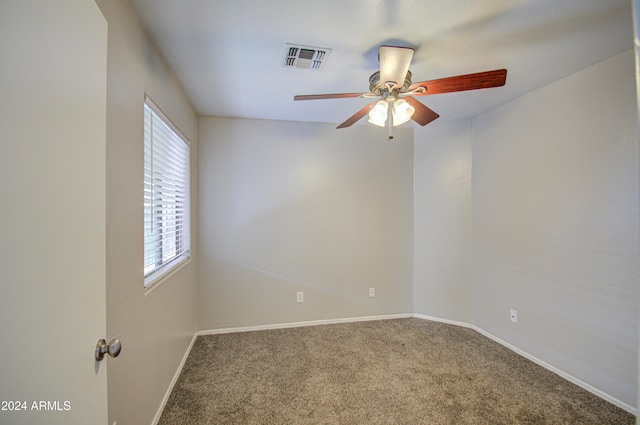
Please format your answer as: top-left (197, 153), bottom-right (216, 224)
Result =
top-left (144, 256), bottom-right (191, 295)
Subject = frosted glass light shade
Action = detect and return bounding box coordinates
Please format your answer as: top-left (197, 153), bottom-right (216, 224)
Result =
top-left (392, 99), bottom-right (415, 125)
top-left (368, 100), bottom-right (388, 127)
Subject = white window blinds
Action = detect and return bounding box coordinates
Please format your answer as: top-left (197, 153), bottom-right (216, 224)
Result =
top-left (143, 99), bottom-right (190, 288)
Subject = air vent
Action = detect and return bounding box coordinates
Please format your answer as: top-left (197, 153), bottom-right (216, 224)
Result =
top-left (283, 44), bottom-right (331, 70)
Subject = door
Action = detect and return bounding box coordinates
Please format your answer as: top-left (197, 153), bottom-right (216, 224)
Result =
top-left (0, 1), bottom-right (109, 424)
top-left (634, 2), bottom-right (640, 422)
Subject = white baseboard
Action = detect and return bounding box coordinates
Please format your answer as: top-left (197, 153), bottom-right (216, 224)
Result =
top-left (160, 313), bottom-right (636, 420)
top-left (197, 313), bottom-right (413, 336)
top-left (151, 332), bottom-right (199, 425)
top-left (411, 313), bottom-right (636, 415)
top-left (468, 324), bottom-right (637, 415)
top-left (411, 313), bottom-right (472, 329)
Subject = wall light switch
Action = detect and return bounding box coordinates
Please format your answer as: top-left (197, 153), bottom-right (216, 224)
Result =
top-left (369, 287), bottom-right (375, 298)
top-left (510, 309), bottom-right (517, 323)
top-left (296, 291), bottom-right (304, 303)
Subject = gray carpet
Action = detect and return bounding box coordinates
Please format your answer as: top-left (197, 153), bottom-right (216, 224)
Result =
top-left (158, 318), bottom-right (634, 424)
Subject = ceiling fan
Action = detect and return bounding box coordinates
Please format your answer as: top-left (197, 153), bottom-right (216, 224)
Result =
top-left (294, 46), bottom-right (507, 140)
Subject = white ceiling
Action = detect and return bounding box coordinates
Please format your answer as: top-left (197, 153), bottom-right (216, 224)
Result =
top-left (126, 0), bottom-right (633, 127)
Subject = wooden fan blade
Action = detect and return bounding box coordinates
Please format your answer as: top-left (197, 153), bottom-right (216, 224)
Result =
top-left (379, 46), bottom-right (414, 89)
top-left (410, 69), bottom-right (507, 95)
top-left (294, 92), bottom-right (367, 101)
top-left (336, 102), bottom-right (377, 129)
top-left (404, 96), bottom-right (439, 126)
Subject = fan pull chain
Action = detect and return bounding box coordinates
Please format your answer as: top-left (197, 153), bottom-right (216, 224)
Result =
top-left (387, 104), bottom-right (394, 141)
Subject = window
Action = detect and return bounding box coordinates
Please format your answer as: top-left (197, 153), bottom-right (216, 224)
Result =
top-left (143, 98), bottom-right (190, 288)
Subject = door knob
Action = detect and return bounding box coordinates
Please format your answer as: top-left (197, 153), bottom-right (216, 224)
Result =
top-left (95, 338), bottom-right (122, 361)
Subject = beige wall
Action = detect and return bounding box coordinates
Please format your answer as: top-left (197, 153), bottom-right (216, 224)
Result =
top-left (471, 50), bottom-right (638, 408)
top-left (412, 50), bottom-right (638, 409)
top-left (95, 1), bottom-right (198, 424)
top-left (197, 117), bottom-right (414, 330)
top-left (413, 119), bottom-right (472, 323)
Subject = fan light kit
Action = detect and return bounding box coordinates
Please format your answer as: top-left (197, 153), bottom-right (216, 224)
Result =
top-left (294, 45), bottom-right (507, 140)
top-left (368, 97), bottom-right (415, 127)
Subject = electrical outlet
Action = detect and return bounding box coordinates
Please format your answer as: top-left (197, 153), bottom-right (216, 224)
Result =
top-left (296, 291), bottom-right (304, 303)
top-left (510, 309), bottom-right (518, 323)
top-left (369, 287), bottom-right (375, 298)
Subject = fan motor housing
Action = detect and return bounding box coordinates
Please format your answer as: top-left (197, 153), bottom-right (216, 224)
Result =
top-left (369, 70), bottom-right (413, 95)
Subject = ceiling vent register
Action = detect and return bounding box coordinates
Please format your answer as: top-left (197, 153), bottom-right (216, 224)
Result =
top-left (283, 44), bottom-right (331, 70)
